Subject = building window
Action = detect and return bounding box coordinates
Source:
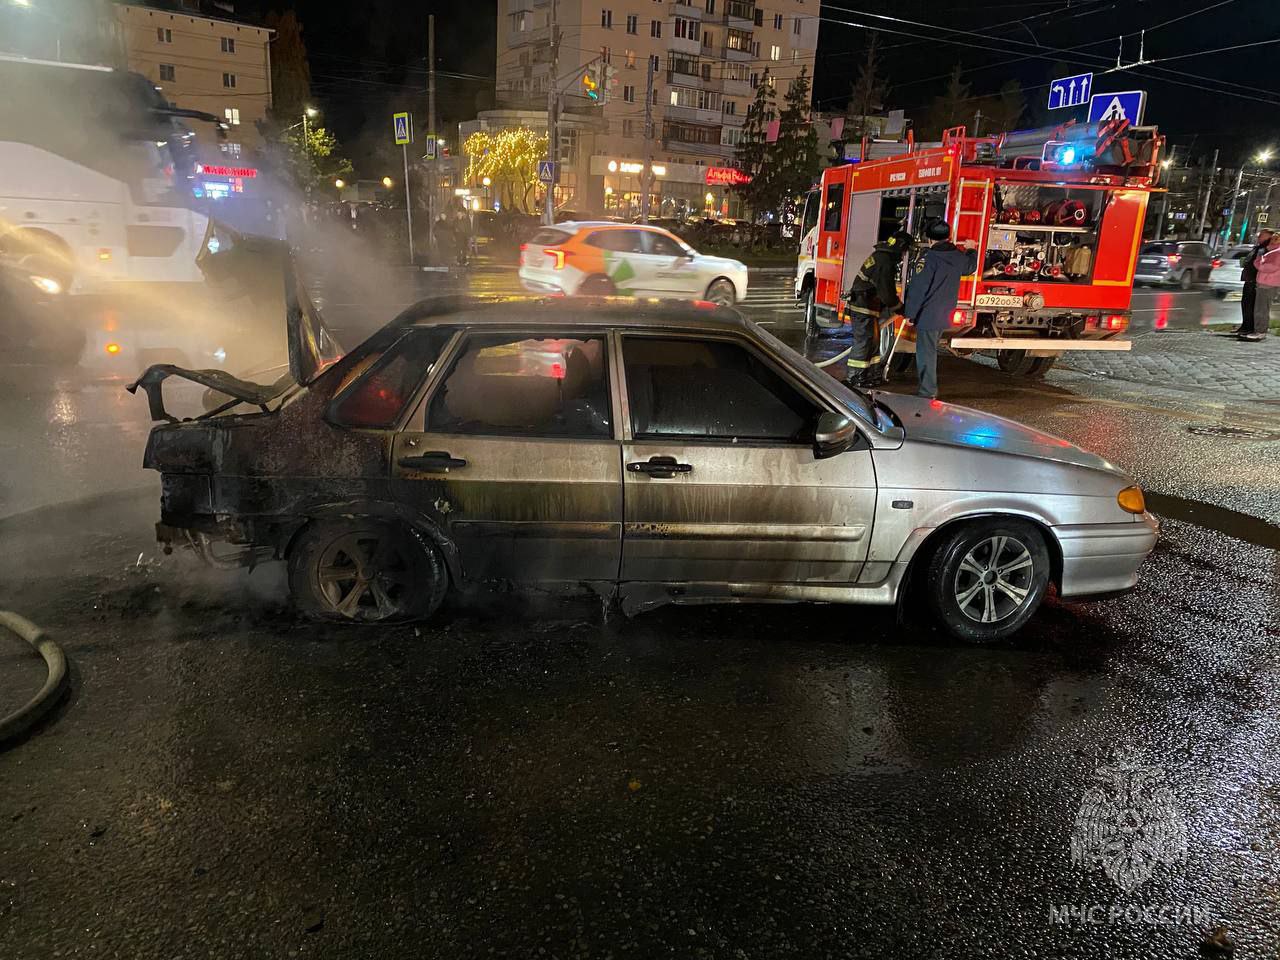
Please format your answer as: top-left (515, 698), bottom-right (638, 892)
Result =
top-left (791, 49), bottom-right (798, 62)
top-left (224, 107), bottom-right (240, 125)
top-left (220, 142), bottom-right (242, 157)
top-left (622, 84), bottom-right (634, 102)
top-left (773, 12), bottom-right (782, 28)
top-left (702, 62), bottom-right (712, 80)
top-left (725, 62), bottom-right (749, 83)
top-left (751, 40), bottom-right (760, 56)
top-left (652, 88), bottom-right (658, 105)
top-left (726, 28), bottom-right (751, 52)
top-left (669, 86), bottom-right (720, 111)
top-left (754, 8), bottom-right (763, 26)
top-left (722, 126), bottom-right (744, 147)
top-left (793, 15), bottom-right (802, 34)
top-left (222, 73), bottom-right (237, 88)
top-left (724, 100), bottom-right (736, 115)
top-left (767, 74), bottom-right (776, 89)
top-left (601, 9), bottom-right (612, 27)
top-left (511, 11), bottom-right (528, 31)
top-left (674, 17), bottom-right (700, 40)
top-left (221, 36), bottom-right (236, 53)
top-left (770, 44), bottom-right (780, 61)
top-left (626, 14), bottom-right (638, 33)
top-left (623, 118), bottom-right (635, 137)
top-left (156, 27), bottom-right (172, 43)
top-left (158, 63), bottom-right (175, 82)
top-left (650, 19), bottom-right (662, 37)
top-left (706, 0), bottom-right (715, 11)
top-left (750, 71), bottom-right (759, 87)
top-left (702, 29), bottom-right (713, 49)
top-left (625, 49), bottom-right (636, 67)
top-left (650, 54), bottom-right (661, 73)
top-left (601, 46), bottom-right (611, 63)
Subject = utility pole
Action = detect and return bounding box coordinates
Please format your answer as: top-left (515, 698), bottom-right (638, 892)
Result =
top-left (427, 14), bottom-right (436, 261)
top-left (640, 55), bottom-right (655, 223)
top-left (1197, 148), bottom-right (1219, 243)
top-left (1225, 164), bottom-right (1246, 250)
top-left (972, 109), bottom-right (984, 137)
top-left (543, 0), bottom-right (559, 226)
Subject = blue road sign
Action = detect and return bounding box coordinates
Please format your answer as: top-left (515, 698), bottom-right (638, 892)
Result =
top-left (1047, 72), bottom-right (1093, 110)
top-left (537, 160), bottom-right (557, 184)
top-left (1088, 90), bottom-right (1147, 126)
top-left (393, 112), bottom-right (412, 145)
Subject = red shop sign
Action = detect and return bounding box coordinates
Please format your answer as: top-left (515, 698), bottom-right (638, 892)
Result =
top-left (705, 166), bottom-right (751, 186)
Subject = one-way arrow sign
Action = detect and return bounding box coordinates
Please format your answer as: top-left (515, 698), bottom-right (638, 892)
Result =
top-left (1048, 72), bottom-right (1093, 110)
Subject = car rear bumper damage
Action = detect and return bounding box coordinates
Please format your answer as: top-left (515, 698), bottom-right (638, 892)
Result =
top-left (1054, 515), bottom-right (1159, 598)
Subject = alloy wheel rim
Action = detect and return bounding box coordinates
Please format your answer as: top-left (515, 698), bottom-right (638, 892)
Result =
top-left (708, 283), bottom-right (734, 306)
top-left (953, 535), bottom-right (1035, 624)
top-left (316, 532), bottom-right (413, 621)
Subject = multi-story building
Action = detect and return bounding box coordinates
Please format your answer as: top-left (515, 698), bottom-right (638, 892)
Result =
top-left (494, 0), bottom-right (818, 217)
top-left (114, 1), bottom-right (273, 184)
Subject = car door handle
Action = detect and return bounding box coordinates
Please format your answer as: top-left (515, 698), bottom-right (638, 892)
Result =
top-left (398, 451), bottom-right (468, 471)
top-left (627, 455), bottom-right (692, 479)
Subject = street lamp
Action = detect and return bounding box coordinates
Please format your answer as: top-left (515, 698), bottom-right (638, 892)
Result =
top-left (382, 176), bottom-right (393, 188)
top-left (482, 177), bottom-right (491, 187)
top-left (334, 178), bottom-right (345, 190)
top-left (1226, 149), bottom-right (1276, 245)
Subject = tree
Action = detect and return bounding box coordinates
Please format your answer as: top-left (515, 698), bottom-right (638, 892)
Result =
top-left (269, 123), bottom-right (352, 194)
top-left (733, 72), bottom-right (777, 219)
top-left (775, 68), bottom-right (821, 204)
top-left (264, 11), bottom-right (312, 122)
top-left (845, 32), bottom-right (889, 141)
top-left (463, 127), bottom-right (548, 214)
top-left (919, 65), bottom-right (971, 140)
top-left (979, 80), bottom-right (1026, 135)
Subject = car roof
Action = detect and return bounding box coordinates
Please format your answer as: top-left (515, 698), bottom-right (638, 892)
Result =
top-left (393, 295), bottom-right (748, 333)
top-left (558, 221), bottom-right (670, 233)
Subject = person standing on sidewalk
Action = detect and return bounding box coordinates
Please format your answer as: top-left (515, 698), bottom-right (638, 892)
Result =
top-left (1245, 238), bottom-right (1280, 341)
top-left (1235, 228), bottom-right (1273, 335)
top-left (842, 230), bottom-right (913, 389)
top-left (902, 221), bottom-right (978, 398)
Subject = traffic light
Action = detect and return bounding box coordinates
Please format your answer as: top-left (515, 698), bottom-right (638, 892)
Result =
top-left (582, 64), bottom-right (600, 102)
top-left (601, 64), bottom-right (618, 103)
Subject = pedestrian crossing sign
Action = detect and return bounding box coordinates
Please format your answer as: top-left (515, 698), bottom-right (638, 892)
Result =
top-left (393, 112), bottom-right (412, 145)
top-left (1087, 90), bottom-right (1146, 127)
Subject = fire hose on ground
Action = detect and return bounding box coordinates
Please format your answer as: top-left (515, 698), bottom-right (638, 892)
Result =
top-left (0, 611), bottom-right (68, 746)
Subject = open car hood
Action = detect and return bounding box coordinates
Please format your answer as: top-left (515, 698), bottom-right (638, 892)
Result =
top-left (128, 220), bottom-right (342, 422)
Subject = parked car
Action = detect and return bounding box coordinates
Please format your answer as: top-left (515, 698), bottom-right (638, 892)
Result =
top-left (518, 221), bottom-right (748, 305)
top-left (0, 256), bottom-right (83, 363)
top-left (131, 236), bottom-right (1157, 643)
top-left (1208, 243), bottom-right (1255, 297)
top-left (1133, 240), bottom-right (1215, 288)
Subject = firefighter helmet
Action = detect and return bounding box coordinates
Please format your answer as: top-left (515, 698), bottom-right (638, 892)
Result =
top-left (885, 230), bottom-right (914, 251)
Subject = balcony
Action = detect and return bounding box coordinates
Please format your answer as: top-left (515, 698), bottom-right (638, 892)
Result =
top-left (721, 71), bottom-right (751, 97)
top-left (722, 0), bottom-right (755, 27)
top-left (664, 103), bottom-right (721, 126)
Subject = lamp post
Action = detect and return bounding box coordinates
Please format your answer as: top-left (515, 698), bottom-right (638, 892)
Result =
top-left (1226, 149), bottom-right (1273, 247)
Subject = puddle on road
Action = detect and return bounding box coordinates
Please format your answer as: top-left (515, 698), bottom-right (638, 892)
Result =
top-left (1146, 492), bottom-right (1280, 550)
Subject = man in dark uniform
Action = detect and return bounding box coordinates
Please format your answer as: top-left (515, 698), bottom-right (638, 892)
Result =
top-left (1235, 228), bottom-right (1273, 335)
top-left (903, 220), bottom-right (978, 399)
top-left (843, 230), bottom-right (914, 388)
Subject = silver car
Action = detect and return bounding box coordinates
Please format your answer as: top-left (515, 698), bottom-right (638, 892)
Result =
top-left (1209, 244), bottom-right (1255, 297)
top-left (1134, 240), bottom-right (1215, 289)
top-left (133, 271), bottom-right (1156, 643)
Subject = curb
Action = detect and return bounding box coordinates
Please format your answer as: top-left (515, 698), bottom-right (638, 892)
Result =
top-left (0, 611), bottom-right (68, 746)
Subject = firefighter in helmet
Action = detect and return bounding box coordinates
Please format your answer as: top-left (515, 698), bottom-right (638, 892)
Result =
top-left (843, 229), bottom-right (914, 388)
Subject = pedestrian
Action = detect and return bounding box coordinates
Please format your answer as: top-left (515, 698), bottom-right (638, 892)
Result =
top-left (1245, 235), bottom-right (1280, 341)
top-left (1236, 228), bottom-right (1274, 336)
top-left (902, 220), bottom-right (978, 399)
top-left (842, 230), bottom-right (914, 389)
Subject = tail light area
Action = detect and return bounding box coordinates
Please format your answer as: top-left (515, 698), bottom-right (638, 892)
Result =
top-left (1166, 254), bottom-right (1182, 265)
top-left (1212, 258), bottom-right (1223, 269)
top-left (950, 309), bottom-right (970, 327)
top-left (1084, 314), bottom-right (1129, 332)
top-left (544, 247), bottom-right (566, 270)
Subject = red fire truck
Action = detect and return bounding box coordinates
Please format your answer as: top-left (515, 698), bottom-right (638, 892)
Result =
top-left (794, 120), bottom-right (1165, 376)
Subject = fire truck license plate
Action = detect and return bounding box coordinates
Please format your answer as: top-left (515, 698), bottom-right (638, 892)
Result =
top-left (975, 294), bottom-right (1025, 308)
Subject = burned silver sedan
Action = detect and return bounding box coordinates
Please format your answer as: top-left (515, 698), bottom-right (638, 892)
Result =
top-left (132, 269), bottom-right (1156, 643)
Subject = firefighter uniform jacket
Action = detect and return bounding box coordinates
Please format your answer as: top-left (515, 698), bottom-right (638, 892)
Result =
top-left (847, 244), bottom-right (904, 313)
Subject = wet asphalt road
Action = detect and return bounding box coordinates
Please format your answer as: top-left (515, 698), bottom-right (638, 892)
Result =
top-left (0, 267), bottom-right (1278, 958)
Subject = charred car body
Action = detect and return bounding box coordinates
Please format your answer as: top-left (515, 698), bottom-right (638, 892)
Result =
top-left (132, 232), bottom-right (1157, 642)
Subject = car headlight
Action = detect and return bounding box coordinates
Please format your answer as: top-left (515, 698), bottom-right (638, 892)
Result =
top-left (1117, 485), bottom-right (1146, 514)
top-left (29, 275), bottom-right (62, 295)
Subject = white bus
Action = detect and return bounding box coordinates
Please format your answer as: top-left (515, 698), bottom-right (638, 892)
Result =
top-left (0, 54), bottom-right (216, 294)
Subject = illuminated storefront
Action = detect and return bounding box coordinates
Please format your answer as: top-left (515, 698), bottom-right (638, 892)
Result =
top-left (590, 157), bottom-right (748, 220)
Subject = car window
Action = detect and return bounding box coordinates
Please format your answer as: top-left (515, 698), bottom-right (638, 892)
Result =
top-left (1182, 242), bottom-right (1209, 257)
top-left (822, 183), bottom-right (844, 232)
top-left (1141, 242), bottom-right (1176, 254)
top-left (586, 229), bottom-right (645, 253)
top-left (529, 228), bottom-right (571, 245)
top-left (427, 334), bottom-right (611, 438)
top-left (645, 231), bottom-right (687, 257)
top-left (1233, 250), bottom-right (1253, 261)
top-left (623, 336), bottom-right (817, 443)
top-left (329, 330), bottom-right (447, 429)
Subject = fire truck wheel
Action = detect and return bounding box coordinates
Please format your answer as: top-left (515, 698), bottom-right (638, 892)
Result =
top-left (803, 287), bottom-right (818, 336)
top-left (995, 350), bottom-right (1037, 376)
top-left (1026, 356), bottom-right (1057, 378)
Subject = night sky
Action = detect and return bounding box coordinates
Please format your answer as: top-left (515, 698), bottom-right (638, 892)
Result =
top-left (240, 0), bottom-right (1280, 170)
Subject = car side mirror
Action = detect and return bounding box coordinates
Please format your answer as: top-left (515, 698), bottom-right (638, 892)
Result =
top-left (814, 411), bottom-right (856, 459)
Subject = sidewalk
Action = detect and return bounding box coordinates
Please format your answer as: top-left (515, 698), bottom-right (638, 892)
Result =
top-left (1053, 330), bottom-right (1280, 402)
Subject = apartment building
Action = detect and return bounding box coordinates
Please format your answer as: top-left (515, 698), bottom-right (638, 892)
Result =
top-left (495, 0), bottom-right (818, 217)
top-left (115, 1), bottom-right (272, 176)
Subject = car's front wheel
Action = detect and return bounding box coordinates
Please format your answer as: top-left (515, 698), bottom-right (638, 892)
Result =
top-left (579, 274), bottom-right (616, 296)
top-left (288, 520), bottom-right (447, 623)
top-left (705, 278), bottom-right (736, 306)
top-left (924, 519), bottom-right (1051, 643)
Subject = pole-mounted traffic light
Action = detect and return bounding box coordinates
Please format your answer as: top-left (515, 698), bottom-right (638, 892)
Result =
top-left (582, 64), bottom-right (600, 102)
top-left (601, 64), bottom-right (618, 104)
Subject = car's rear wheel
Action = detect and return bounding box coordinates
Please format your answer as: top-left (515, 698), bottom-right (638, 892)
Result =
top-left (579, 274), bottom-right (616, 296)
top-left (924, 519), bottom-right (1051, 643)
top-left (288, 520), bottom-right (447, 623)
top-left (705, 278), bottom-right (736, 306)
top-left (1179, 269), bottom-right (1194, 290)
